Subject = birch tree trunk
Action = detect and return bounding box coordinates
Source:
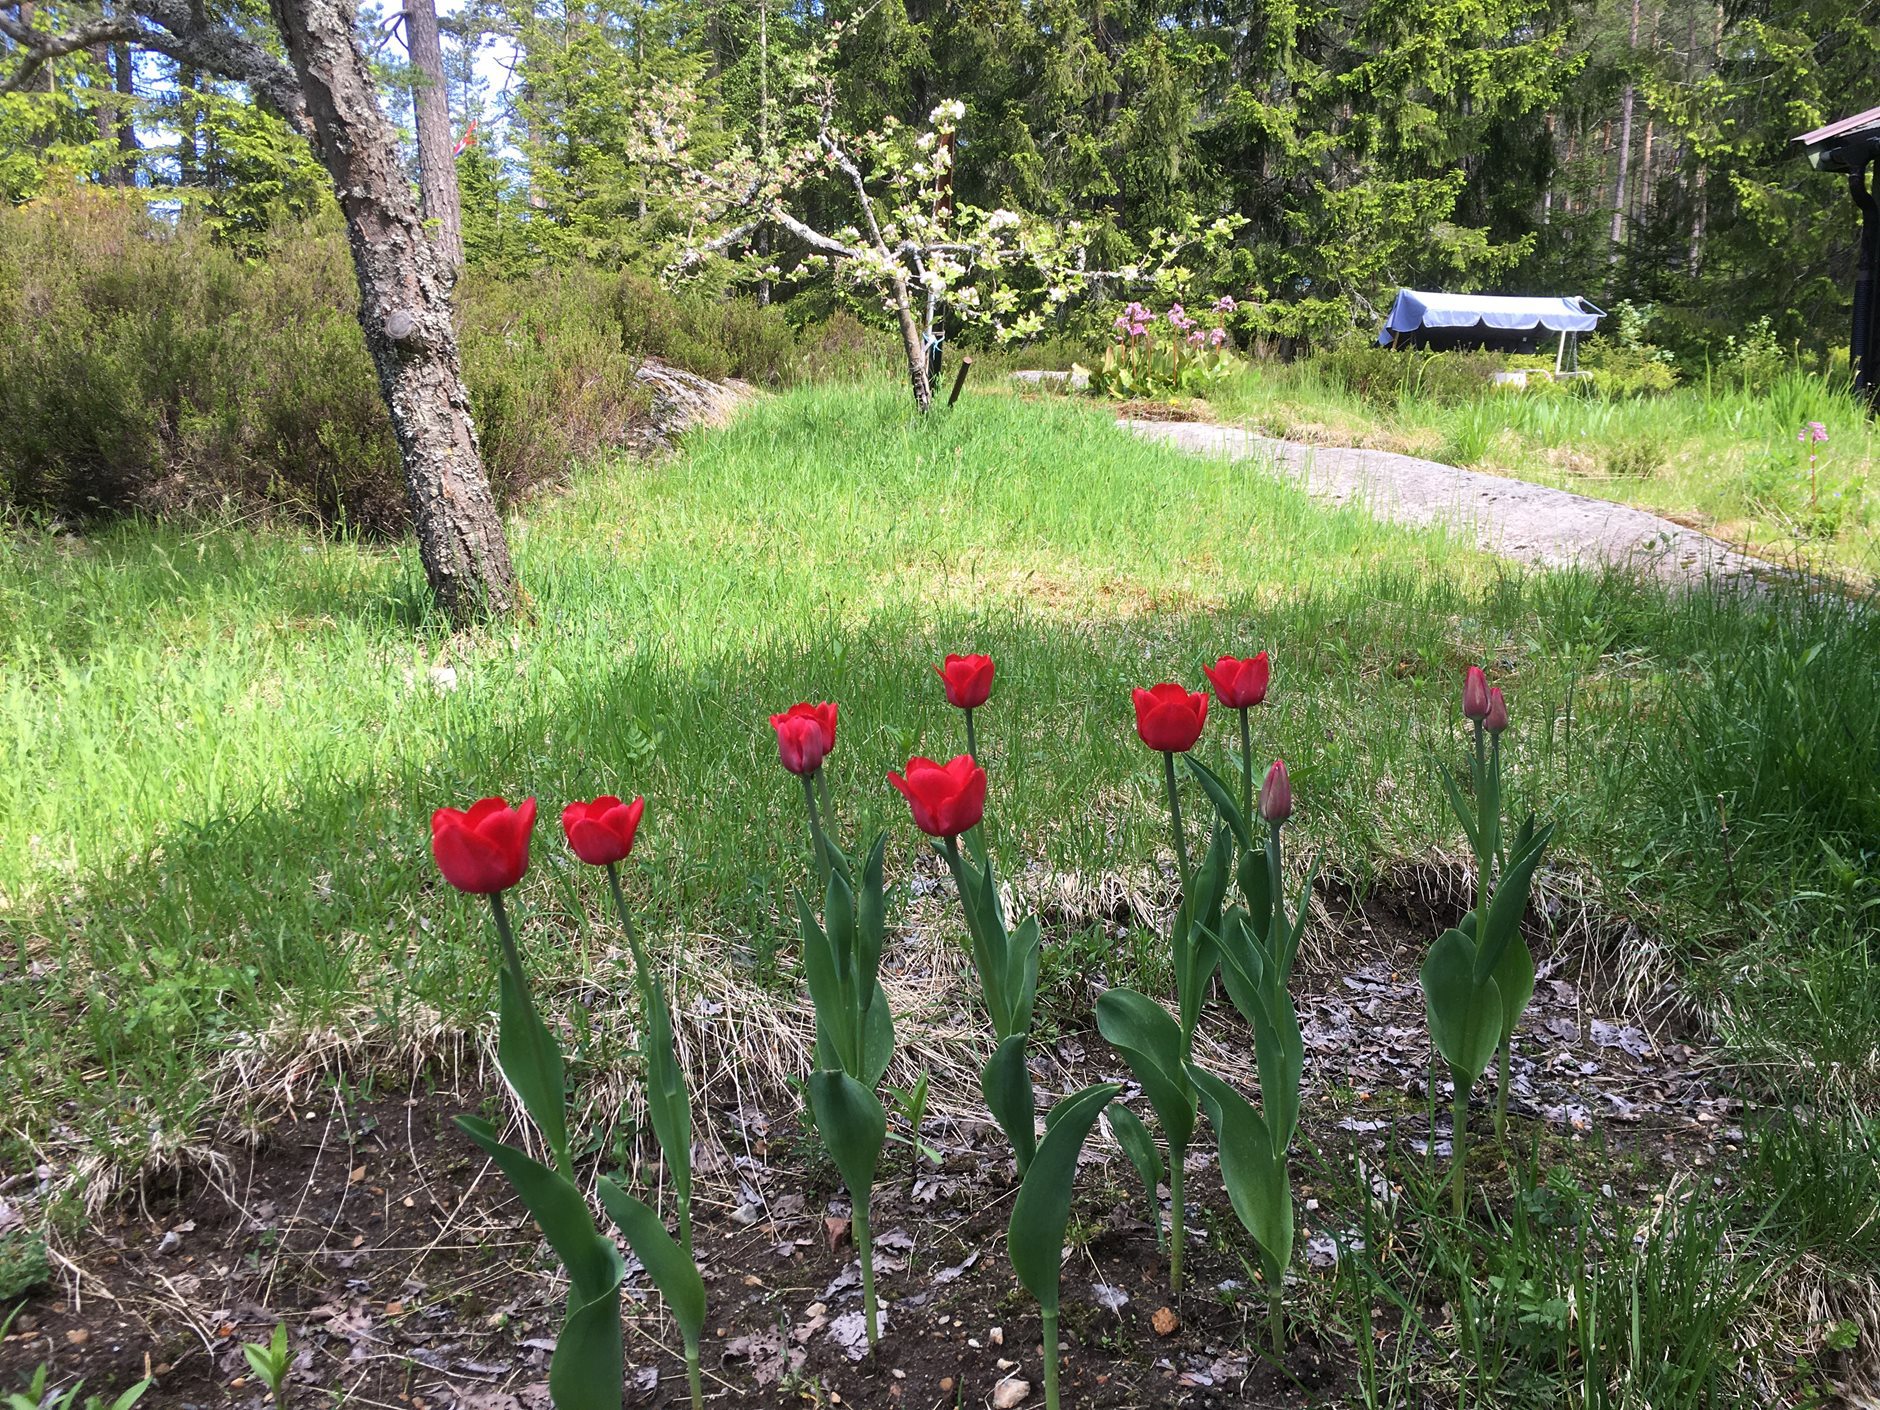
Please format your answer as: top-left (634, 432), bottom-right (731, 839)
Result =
top-left (405, 0), bottom-right (463, 272)
top-left (269, 0), bottom-right (517, 622)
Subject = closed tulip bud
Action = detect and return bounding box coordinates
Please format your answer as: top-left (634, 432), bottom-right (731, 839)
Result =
top-left (936, 653), bottom-right (995, 710)
top-left (770, 710), bottom-right (828, 776)
top-left (431, 796), bottom-right (536, 894)
top-left (1259, 759), bottom-right (1292, 823)
top-left (1201, 652), bottom-right (1270, 710)
top-left (1485, 687), bottom-right (1508, 735)
top-left (1132, 683), bottom-right (1210, 753)
top-left (1462, 666), bottom-right (1489, 721)
top-left (560, 795), bottom-right (645, 867)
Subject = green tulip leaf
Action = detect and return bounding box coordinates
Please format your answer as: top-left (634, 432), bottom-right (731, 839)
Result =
top-left (1190, 1065), bottom-right (1293, 1286)
top-left (1007, 915), bottom-right (1042, 1040)
top-left (1238, 844), bottom-right (1275, 943)
top-left (456, 1116), bottom-right (623, 1302)
top-left (549, 1281), bottom-right (627, 1410)
top-left (1215, 909), bottom-right (1267, 1030)
top-left (1419, 928), bottom-right (1503, 1087)
top-left (596, 1178), bottom-right (707, 1349)
top-left (1473, 821), bottom-right (1554, 983)
top-left (824, 864), bottom-right (859, 988)
top-left (861, 981), bottom-right (896, 1090)
top-left (1437, 768), bottom-right (1483, 855)
top-left (1492, 930), bottom-right (1536, 1050)
top-left (1184, 753), bottom-right (1251, 850)
top-left (1105, 1105), bottom-right (1167, 1249)
top-left (807, 1070), bottom-right (887, 1215)
top-left (495, 963), bottom-right (571, 1176)
top-left (1094, 988), bottom-right (1196, 1152)
top-left (1008, 1082), bottom-right (1121, 1315)
top-left (857, 833), bottom-right (888, 994)
top-left (981, 1033), bottom-right (1038, 1173)
top-left (799, 895), bottom-right (847, 1055)
top-left (1251, 985), bottom-right (1305, 1156)
top-left (627, 945), bottom-right (693, 1207)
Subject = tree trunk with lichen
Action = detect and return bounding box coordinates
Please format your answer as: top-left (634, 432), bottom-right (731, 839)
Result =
top-left (269, 0), bottom-right (515, 622)
top-left (405, 0), bottom-right (462, 272)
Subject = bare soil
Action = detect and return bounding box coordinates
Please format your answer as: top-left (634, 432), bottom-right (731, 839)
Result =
top-left (0, 884), bottom-right (1740, 1408)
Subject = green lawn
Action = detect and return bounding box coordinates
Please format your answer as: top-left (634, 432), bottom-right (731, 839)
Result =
top-left (3, 380), bottom-right (1877, 1398)
top-left (1204, 363), bottom-right (1880, 582)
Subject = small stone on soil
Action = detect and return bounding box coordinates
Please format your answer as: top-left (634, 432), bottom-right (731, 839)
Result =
top-left (991, 1376), bottom-right (1032, 1408)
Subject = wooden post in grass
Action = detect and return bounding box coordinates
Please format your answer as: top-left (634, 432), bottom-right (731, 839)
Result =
top-left (948, 357), bottom-right (973, 407)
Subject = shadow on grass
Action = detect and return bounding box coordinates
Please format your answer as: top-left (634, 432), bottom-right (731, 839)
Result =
top-left (4, 562), bottom-right (1878, 1164)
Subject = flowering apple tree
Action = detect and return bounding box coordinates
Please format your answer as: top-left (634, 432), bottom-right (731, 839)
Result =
top-left (628, 37), bottom-right (1244, 412)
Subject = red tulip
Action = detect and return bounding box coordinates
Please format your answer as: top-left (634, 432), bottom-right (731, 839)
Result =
top-left (1462, 666), bottom-right (1489, 721)
top-left (1485, 687), bottom-right (1508, 735)
top-left (1133, 683), bottom-right (1210, 753)
top-left (770, 709), bottom-right (828, 776)
top-left (1258, 759), bottom-right (1292, 823)
top-left (431, 796), bottom-right (536, 894)
top-left (888, 754), bottom-right (988, 838)
top-left (936, 653), bottom-right (995, 710)
top-left (772, 701), bottom-right (837, 757)
top-left (1202, 652), bottom-right (1269, 710)
top-left (561, 794), bottom-right (645, 867)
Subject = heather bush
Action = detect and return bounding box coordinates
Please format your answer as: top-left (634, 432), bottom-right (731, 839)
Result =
top-left (0, 189), bottom-right (894, 532)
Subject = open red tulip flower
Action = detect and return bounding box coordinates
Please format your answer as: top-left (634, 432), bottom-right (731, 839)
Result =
top-left (936, 653), bottom-right (995, 711)
top-left (770, 706), bottom-right (831, 776)
top-left (888, 754), bottom-right (988, 839)
top-left (1202, 652), bottom-right (1269, 710)
top-left (561, 795), bottom-right (645, 867)
top-left (1133, 683), bottom-right (1210, 754)
top-left (1462, 665), bottom-right (1490, 722)
top-left (431, 796), bottom-right (536, 895)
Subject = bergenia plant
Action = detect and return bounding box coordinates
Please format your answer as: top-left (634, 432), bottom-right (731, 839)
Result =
top-left (432, 797), bottom-right (629, 1410)
top-left (1095, 681), bottom-right (1219, 1294)
top-left (1186, 757), bottom-right (1310, 1352)
top-left (1007, 1083), bottom-right (1121, 1410)
top-left (777, 705), bottom-right (895, 1350)
top-left (898, 656), bottom-right (1046, 1172)
top-left (562, 796), bottom-right (708, 1410)
top-left (1421, 669), bottom-right (1555, 1214)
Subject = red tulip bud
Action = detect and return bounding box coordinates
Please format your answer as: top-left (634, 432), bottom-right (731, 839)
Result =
top-left (1132, 683), bottom-right (1210, 753)
top-left (1485, 687), bottom-right (1508, 735)
top-left (1202, 652), bottom-right (1270, 710)
top-left (561, 795), bottom-right (645, 867)
top-left (936, 653), bottom-right (995, 710)
top-left (769, 710), bottom-right (828, 776)
top-left (888, 754), bottom-right (988, 838)
top-left (431, 796), bottom-right (536, 894)
top-left (1462, 666), bottom-right (1489, 721)
top-left (1259, 759), bottom-right (1292, 823)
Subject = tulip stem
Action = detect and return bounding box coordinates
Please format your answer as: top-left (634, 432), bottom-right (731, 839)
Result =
top-left (1041, 1307), bottom-right (1061, 1410)
top-left (486, 888), bottom-right (526, 992)
top-left (1161, 750), bottom-right (1191, 892)
top-left (856, 1198), bottom-right (880, 1349)
top-left (685, 1341), bottom-right (703, 1410)
top-left (1168, 1147), bottom-right (1185, 1296)
top-left (1450, 1078), bottom-right (1469, 1220)
top-left (965, 707), bottom-right (979, 763)
top-left (1239, 706), bottom-right (1254, 825)
top-left (1268, 1278), bottom-right (1285, 1355)
top-left (817, 765), bottom-right (838, 836)
top-left (802, 773), bottom-right (831, 882)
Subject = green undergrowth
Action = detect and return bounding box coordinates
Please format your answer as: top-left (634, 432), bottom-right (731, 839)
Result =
top-left (1, 379), bottom-right (1875, 1194)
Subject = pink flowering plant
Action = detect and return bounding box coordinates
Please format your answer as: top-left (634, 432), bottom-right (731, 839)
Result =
top-left (1090, 294), bottom-right (1240, 400)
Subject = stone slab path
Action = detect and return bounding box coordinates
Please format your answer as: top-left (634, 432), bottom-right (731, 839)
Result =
top-left (1129, 419), bottom-right (1775, 586)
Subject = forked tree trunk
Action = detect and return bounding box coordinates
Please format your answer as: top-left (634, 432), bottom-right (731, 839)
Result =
top-left (269, 0), bottom-right (517, 622)
top-left (405, 0), bottom-right (462, 272)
